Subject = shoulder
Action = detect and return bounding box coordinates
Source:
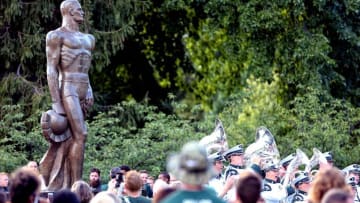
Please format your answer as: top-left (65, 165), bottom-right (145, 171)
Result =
top-left (46, 30), bottom-right (63, 45)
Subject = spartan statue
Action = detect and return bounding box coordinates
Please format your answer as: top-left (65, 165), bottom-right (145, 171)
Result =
top-left (40, 0), bottom-right (95, 190)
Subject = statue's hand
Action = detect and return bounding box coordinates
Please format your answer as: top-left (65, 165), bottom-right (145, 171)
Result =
top-left (85, 89), bottom-right (94, 108)
top-left (52, 102), bottom-right (66, 115)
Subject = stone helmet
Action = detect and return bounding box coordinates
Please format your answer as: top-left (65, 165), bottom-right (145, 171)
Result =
top-left (41, 110), bottom-right (71, 142)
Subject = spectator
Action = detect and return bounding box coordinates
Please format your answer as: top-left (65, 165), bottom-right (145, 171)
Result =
top-left (152, 187), bottom-right (176, 203)
top-left (139, 170), bottom-right (153, 198)
top-left (321, 189), bottom-right (353, 203)
top-left (308, 168), bottom-right (350, 203)
top-left (71, 180), bottom-right (94, 203)
top-left (235, 171), bottom-right (262, 203)
top-left (161, 141), bottom-right (225, 203)
top-left (152, 179), bottom-right (169, 197)
top-left (147, 176), bottom-right (155, 190)
top-left (107, 167), bottom-right (124, 197)
top-left (157, 172), bottom-right (170, 184)
top-left (9, 168), bottom-right (40, 203)
top-left (123, 170), bottom-right (151, 203)
top-left (0, 173), bottom-right (9, 193)
top-left (52, 189), bottom-right (80, 203)
top-left (90, 191), bottom-right (122, 203)
top-left (120, 165), bottom-right (131, 177)
top-left (26, 161), bottom-right (46, 190)
top-left (89, 168), bottom-right (103, 195)
top-left (0, 192), bottom-right (7, 203)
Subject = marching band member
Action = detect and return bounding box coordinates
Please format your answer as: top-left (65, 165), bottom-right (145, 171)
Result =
top-left (261, 161), bottom-right (287, 203)
top-left (223, 145), bottom-right (246, 181)
top-left (343, 164), bottom-right (360, 202)
top-left (208, 152), bottom-right (225, 195)
top-left (286, 171), bottom-right (311, 203)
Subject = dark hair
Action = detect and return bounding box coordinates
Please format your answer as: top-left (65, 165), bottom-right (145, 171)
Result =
top-left (236, 172), bottom-right (262, 203)
top-left (152, 187), bottom-right (176, 203)
top-left (90, 168), bottom-right (101, 176)
top-left (120, 165), bottom-right (131, 172)
top-left (159, 172), bottom-right (170, 182)
top-left (321, 189), bottom-right (352, 203)
top-left (53, 189), bottom-right (80, 203)
top-left (10, 168), bottom-right (40, 203)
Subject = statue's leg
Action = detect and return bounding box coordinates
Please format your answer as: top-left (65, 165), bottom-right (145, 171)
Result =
top-left (62, 95), bottom-right (87, 185)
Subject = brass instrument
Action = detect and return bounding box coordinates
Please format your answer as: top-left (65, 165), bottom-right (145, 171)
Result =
top-left (282, 149), bottom-right (310, 188)
top-left (199, 119), bottom-right (229, 155)
top-left (305, 148), bottom-right (327, 172)
top-left (244, 126), bottom-right (280, 168)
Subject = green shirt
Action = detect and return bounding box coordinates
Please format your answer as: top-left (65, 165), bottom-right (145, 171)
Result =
top-left (160, 187), bottom-right (226, 203)
top-left (123, 196), bottom-right (151, 203)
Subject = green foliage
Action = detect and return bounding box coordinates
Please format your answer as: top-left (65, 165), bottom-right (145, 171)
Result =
top-left (85, 100), bottom-right (206, 181)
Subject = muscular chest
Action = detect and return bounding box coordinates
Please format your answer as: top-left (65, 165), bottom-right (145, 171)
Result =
top-left (62, 34), bottom-right (93, 51)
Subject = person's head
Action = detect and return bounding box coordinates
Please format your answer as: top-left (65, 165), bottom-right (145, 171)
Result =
top-left (71, 180), bottom-right (93, 203)
top-left (223, 145), bottom-right (244, 166)
top-left (152, 187), bottom-right (176, 203)
top-left (60, 0), bottom-right (84, 23)
top-left (10, 168), bottom-right (40, 203)
top-left (208, 152), bottom-right (224, 174)
top-left (343, 164), bottom-right (360, 184)
top-left (90, 191), bottom-right (122, 203)
top-left (0, 173), bottom-right (9, 188)
top-left (236, 171), bottom-right (262, 203)
top-left (119, 165), bottom-right (130, 176)
top-left (279, 153), bottom-right (295, 177)
top-left (158, 172), bottom-right (170, 184)
top-left (124, 170), bottom-right (143, 193)
top-left (308, 168), bottom-right (349, 203)
top-left (263, 161), bottom-right (280, 181)
top-left (292, 171), bottom-right (311, 193)
top-left (26, 161), bottom-right (39, 174)
top-left (89, 168), bottom-right (101, 186)
top-left (166, 141), bottom-right (213, 187)
top-left (53, 189), bottom-right (80, 203)
top-left (323, 152), bottom-right (334, 165)
top-left (321, 189), bottom-right (353, 203)
top-left (147, 176), bottom-right (154, 188)
top-left (139, 170), bottom-right (149, 185)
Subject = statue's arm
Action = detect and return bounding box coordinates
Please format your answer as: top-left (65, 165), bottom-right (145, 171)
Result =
top-left (85, 34), bottom-right (95, 108)
top-left (46, 31), bottom-right (65, 115)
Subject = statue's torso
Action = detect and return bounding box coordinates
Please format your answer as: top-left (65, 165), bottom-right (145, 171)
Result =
top-left (55, 29), bottom-right (94, 99)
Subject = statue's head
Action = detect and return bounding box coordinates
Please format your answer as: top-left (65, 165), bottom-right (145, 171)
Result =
top-left (60, 0), bottom-right (82, 17)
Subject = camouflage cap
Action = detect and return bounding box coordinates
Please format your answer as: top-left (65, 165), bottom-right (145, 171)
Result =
top-left (167, 141), bottom-right (214, 185)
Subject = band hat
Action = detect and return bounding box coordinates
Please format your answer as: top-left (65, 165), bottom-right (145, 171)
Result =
top-left (208, 152), bottom-right (225, 162)
top-left (167, 141), bottom-right (215, 185)
top-left (280, 153), bottom-right (295, 168)
top-left (223, 144), bottom-right (244, 160)
top-left (263, 160), bottom-right (280, 172)
top-left (323, 151), bottom-right (333, 162)
top-left (292, 171), bottom-right (310, 187)
top-left (343, 164), bottom-right (360, 174)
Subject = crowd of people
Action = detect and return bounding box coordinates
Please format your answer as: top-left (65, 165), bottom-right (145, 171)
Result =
top-left (0, 140), bottom-right (358, 203)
